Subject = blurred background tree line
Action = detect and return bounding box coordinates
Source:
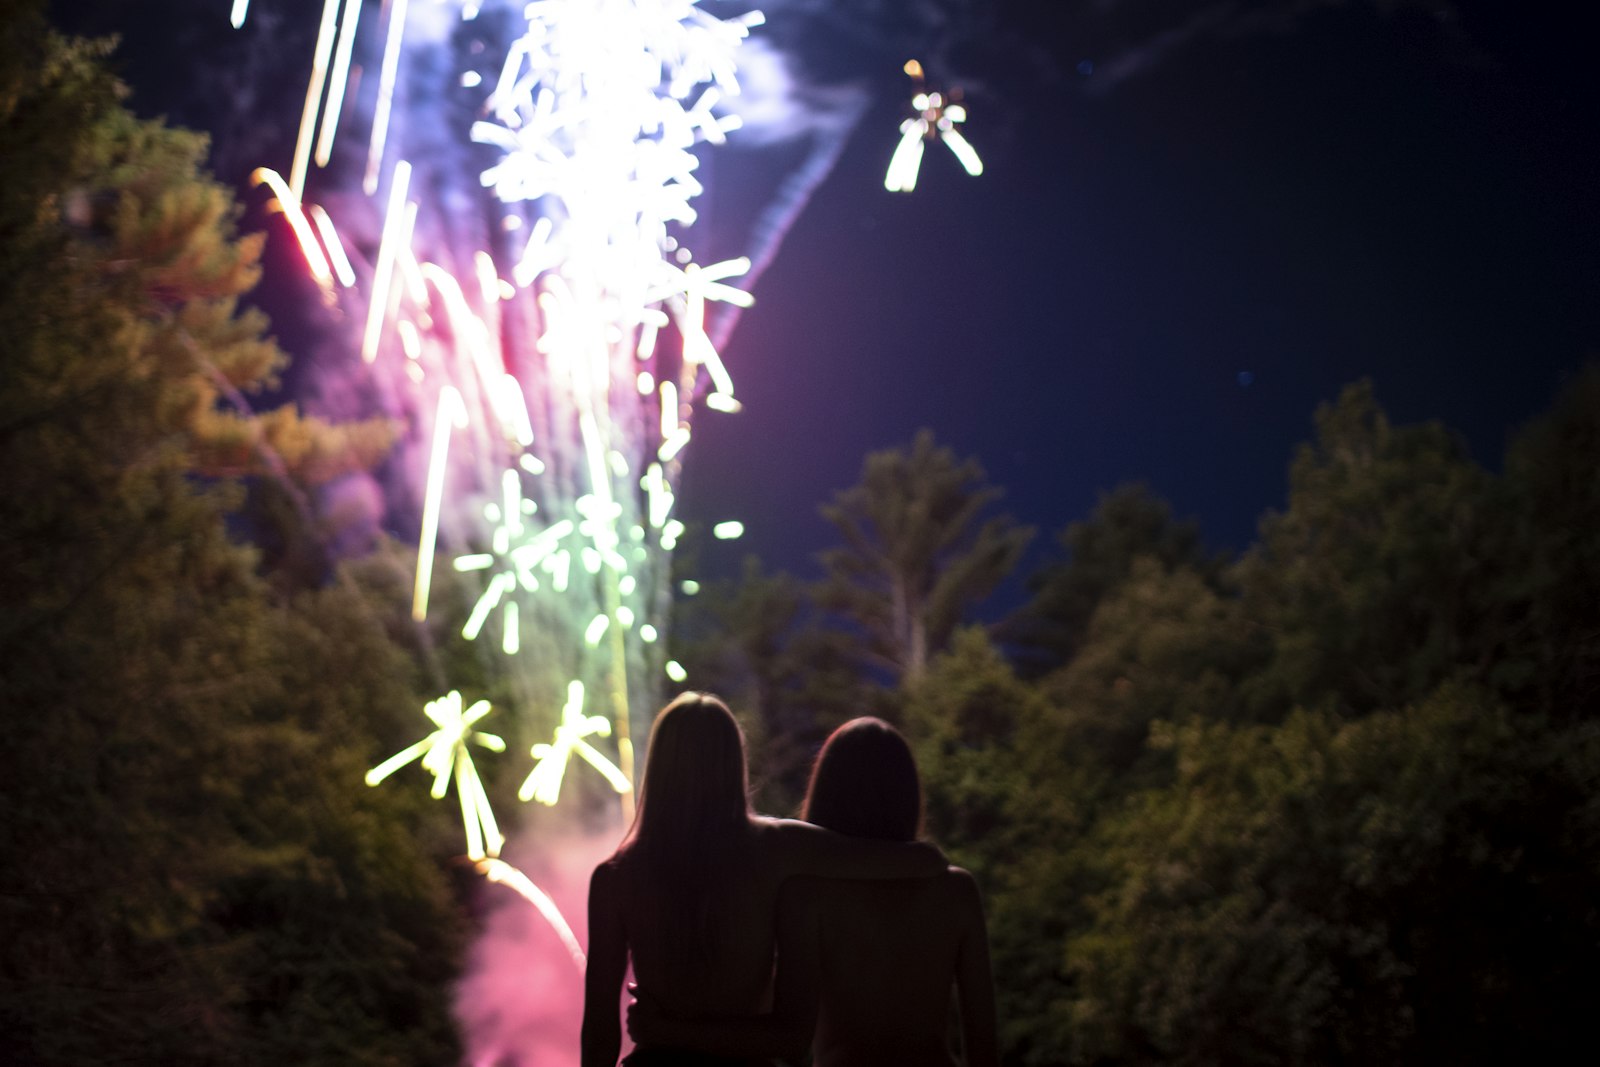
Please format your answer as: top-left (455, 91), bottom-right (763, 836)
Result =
top-left (1, 8), bottom-right (462, 1064)
top-left (675, 379), bottom-right (1600, 1064)
top-left (5, 6), bottom-right (1599, 1065)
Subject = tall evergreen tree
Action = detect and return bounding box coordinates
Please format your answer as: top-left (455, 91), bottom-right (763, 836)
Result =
top-left (0, 12), bottom-right (459, 1063)
top-left (818, 430), bottom-right (1032, 685)
top-left (671, 556), bottom-right (871, 811)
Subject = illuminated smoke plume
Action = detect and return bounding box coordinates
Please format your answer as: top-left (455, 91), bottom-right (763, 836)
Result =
top-left (456, 834), bottom-right (618, 1067)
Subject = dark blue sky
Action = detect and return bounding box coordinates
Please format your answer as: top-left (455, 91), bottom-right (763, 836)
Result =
top-left (60, 0), bottom-right (1600, 595)
top-left (684, 0), bottom-right (1599, 587)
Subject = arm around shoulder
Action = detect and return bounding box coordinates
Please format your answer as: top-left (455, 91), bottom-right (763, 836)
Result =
top-left (763, 817), bottom-right (946, 880)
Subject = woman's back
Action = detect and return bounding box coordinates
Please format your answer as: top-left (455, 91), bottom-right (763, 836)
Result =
top-left (605, 822), bottom-right (785, 1020)
top-left (804, 867), bottom-right (989, 1067)
top-left (588, 810), bottom-right (946, 1065)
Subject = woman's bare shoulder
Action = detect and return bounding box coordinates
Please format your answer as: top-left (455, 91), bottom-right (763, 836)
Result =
top-left (590, 848), bottom-right (637, 891)
top-left (589, 853), bottom-right (617, 885)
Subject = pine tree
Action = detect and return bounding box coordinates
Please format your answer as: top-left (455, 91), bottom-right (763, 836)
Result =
top-left (818, 430), bottom-right (1032, 685)
top-left (1, 12), bottom-right (458, 1063)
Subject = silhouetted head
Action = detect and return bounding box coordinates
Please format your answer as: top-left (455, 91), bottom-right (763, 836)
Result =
top-left (632, 691), bottom-right (751, 851)
top-left (802, 717), bottom-right (923, 841)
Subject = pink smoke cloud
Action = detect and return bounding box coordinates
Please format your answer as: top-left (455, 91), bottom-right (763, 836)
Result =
top-left (456, 830), bottom-right (629, 1067)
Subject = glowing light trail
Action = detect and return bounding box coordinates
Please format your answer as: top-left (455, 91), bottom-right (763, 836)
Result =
top-left (314, 0), bottom-right (364, 168)
top-left (365, 0), bottom-right (410, 196)
top-left (519, 681), bottom-right (631, 806)
top-left (366, 691), bottom-right (507, 861)
top-left (363, 160), bottom-right (412, 363)
top-left (250, 167), bottom-right (335, 298)
top-left (230, 0), bottom-right (249, 30)
top-left (413, 386), bottom-right (468, 621)
top-left (306, 204), bottom-right (356, 287)
top-left (290, 0), bottom-right (341, 199)
top-left (477, 858), bottom-right (586, 970)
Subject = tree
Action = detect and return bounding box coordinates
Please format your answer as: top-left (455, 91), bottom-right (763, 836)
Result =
top-left (671, 556), bottom-right (874, 812)
top-left (818, 430), bottom-right (1032, 686)
top-left (1490, 365), bottom-right (1600, 720)
top-left (1005, 483), bottom-right (1218, 675)
top-left (0, 13), bottom-right (459, 1063)
top-left (1236, 381), bottom-right (1495, 719)
top-left (902, 628), bottom-right (1091, 1065)
top-left (1065, 688), bottom-right (1600, 1066)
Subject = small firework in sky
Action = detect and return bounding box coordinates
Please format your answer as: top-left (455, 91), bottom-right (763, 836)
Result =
top-left (886, 58), bottom-right (984, 192)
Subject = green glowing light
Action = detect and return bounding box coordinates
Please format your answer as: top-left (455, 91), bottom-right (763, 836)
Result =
top-left (454, 474), bottom-right (574, 649)
top-left (665, 660), bottom-right (688, 683)
top-left (519, 681), bottom-right (632, 806)
top-left (658, 426), bottom-right (690, 462)
top-left (366, 691), bottom-right (507, 860)
top-left (712, 521), bottom-right (744, 540)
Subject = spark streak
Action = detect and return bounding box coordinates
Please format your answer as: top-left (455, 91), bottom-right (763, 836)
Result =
top-left (519, 681), bottom-right (631, 806)
top-left (314, 0), bottom-right (364, 168)
top-left (477, 858), bottom-right (586, 969)
top-left (365, 0), bottom-right (410, 196)
top-left (290, 0), bottom-right (341, 199)
top-left (306, 204), bottom-right (356, 287)
top-left (250, 167), bottom-right (336, 298)
top-left (413, 386), bottom-right (467, 621)
top-left (363, 161), bottom-right (413, 363)
top-left (366, 691), bottom-right (507, 861)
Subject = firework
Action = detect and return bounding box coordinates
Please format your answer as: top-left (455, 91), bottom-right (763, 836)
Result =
top-left (366, 691), bottom-right (507, 862)
top-left (235, 0), bottom-right (777, 966)
top-left (519, 681), bottom-right (631, 807)
top-left (885, 59), bottom-right (984, 193)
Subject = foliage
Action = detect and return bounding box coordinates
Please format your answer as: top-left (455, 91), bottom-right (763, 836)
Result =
top-left (818, 430), bottom-right (1033, 685)
top-left (779, 376), bottom-right (1600, 1064)
top-left (0, 12), bottom-right (459, 1064)
top-left (1236, 381), bottom-right (1496, 718)
top-left (1490, 365), bottom-right (1600, 719)
top-left (1067, 691), bottom-right (1600, 1065)
top-left (671, 556), bottom-right (875, 812)
top-left (1005, 483), bottom-right (1218, 673)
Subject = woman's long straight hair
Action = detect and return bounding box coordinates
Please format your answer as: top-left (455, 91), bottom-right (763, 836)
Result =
top-left (802, 717), bottom-right (923, 842)
top-left (622, 692), bottom-right (752, 964)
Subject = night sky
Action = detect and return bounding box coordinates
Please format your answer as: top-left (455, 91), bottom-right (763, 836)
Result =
top-left (58, 0), bottom-right (1600, 599)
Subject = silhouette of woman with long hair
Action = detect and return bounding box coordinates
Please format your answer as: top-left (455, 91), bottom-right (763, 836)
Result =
top-left (581, 695), bottom-right (945, 1067)
top-left (627, 716), bottom-right (999, 1067)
